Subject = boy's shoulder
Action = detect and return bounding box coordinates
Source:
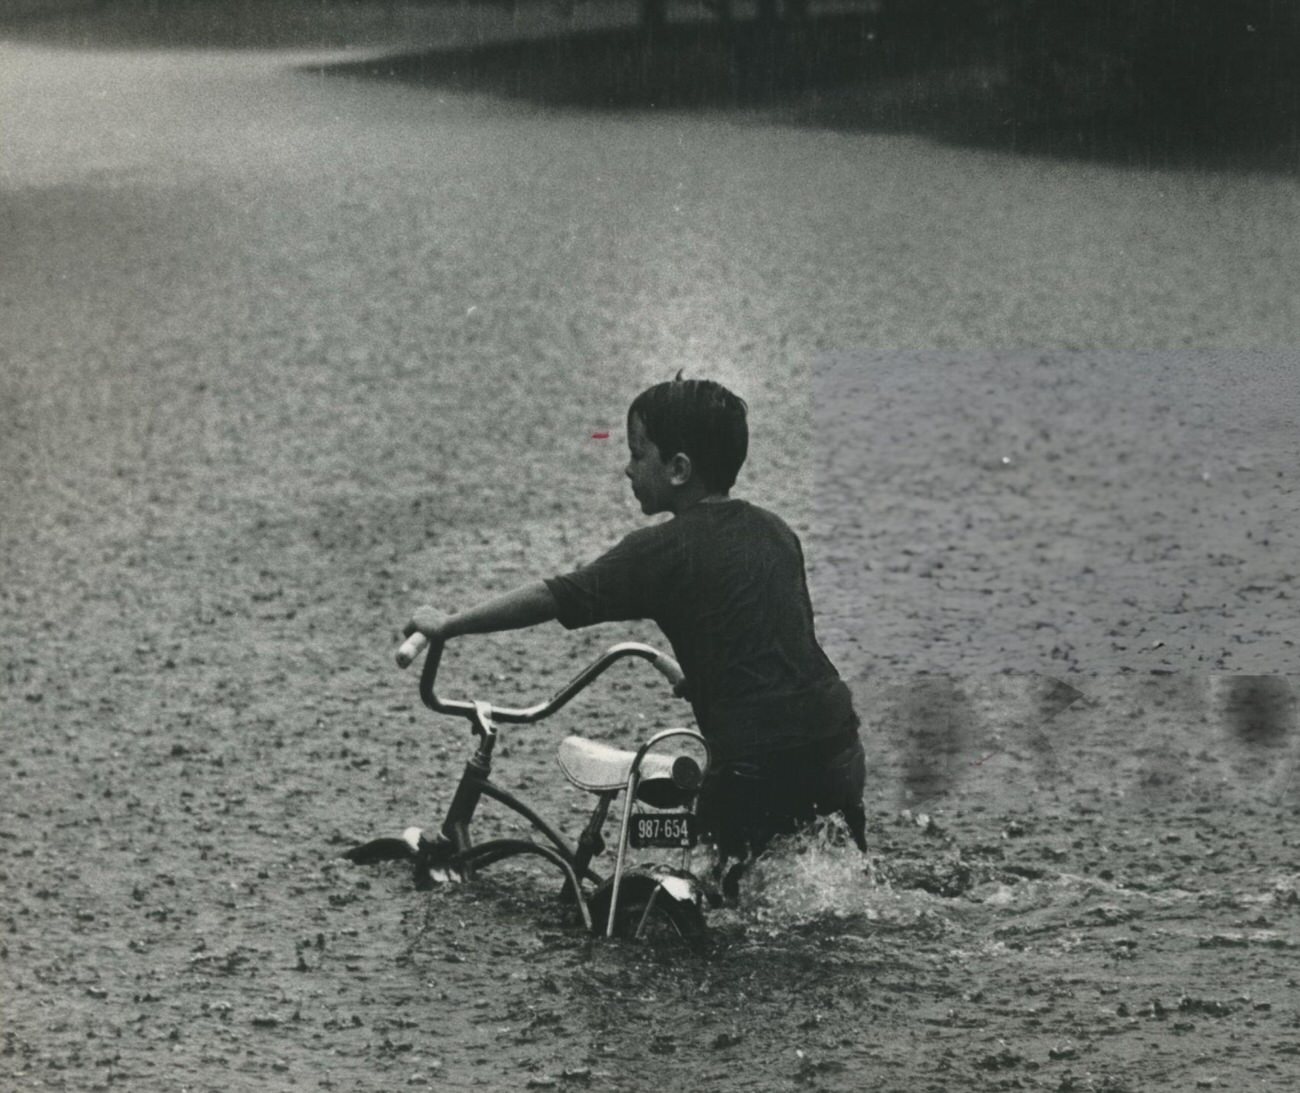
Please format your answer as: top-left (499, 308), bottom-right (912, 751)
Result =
top-left (676, 499), bottom-right (802, 550)
top-left (685, 498), bottom-right (795, 532)
top-left (608, 500), bottom-right (798, 558)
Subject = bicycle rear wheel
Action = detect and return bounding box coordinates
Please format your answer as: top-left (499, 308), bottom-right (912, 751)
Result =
top-left (587, 871), bottom-right (706, 944)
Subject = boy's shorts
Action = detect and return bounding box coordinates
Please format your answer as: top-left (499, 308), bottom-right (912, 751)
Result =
top-left (696, 728), bottom-right (866, 862)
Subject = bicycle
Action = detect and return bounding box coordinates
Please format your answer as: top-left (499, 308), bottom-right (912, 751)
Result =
top-left (343, 632), bottom-right (716, 943)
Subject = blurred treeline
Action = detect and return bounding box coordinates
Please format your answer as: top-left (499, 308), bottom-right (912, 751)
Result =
top-left (6, 0), bottom-right (1297, 123)
top-left (973, 0), bottom-right (1299, 115)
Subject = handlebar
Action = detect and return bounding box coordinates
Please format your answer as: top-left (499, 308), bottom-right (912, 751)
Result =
top-left (396, 633), bottom-right (686, 726)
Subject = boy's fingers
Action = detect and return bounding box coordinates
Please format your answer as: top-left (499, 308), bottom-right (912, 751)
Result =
top-left (404, 605), bottom-right (436, 638)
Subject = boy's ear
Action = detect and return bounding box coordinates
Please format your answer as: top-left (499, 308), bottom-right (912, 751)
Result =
top-left (667, 452), bottom-right (693, 487)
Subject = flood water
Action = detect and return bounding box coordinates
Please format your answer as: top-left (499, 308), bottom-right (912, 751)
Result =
top-left (2, 11), bottom-right (1298, 1091)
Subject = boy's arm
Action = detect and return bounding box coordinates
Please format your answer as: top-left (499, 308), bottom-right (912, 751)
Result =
top-left (405, 581), bottom-right (558, 643)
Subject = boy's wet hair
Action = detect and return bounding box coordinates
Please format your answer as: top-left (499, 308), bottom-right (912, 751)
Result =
top-left (629, 375), bottom-right (748, 492)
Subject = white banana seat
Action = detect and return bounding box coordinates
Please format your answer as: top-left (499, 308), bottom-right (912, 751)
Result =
top-left (557, 734), bottom-right (690, 794)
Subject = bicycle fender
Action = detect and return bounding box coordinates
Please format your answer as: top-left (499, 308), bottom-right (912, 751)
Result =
top-left (632, 864), bottom-right (703, 907)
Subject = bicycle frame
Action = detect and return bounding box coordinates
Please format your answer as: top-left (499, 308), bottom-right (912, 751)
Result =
top-left (422, 701), bottom-right (603, 932)
top-left (401, 640), bottom-right (710, 937)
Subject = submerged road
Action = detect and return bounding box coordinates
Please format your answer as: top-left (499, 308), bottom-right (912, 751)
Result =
top-left (4, 36), bottom-right (1297, 398)
top-left (2, 27), bottom-right (1299, 1093)
top-left (5, 31), bottom-right (1297, 532)
top-left (4, 32), bottom-right (1297, 661)
top-left (4, 29), bottom-right (1296, 671)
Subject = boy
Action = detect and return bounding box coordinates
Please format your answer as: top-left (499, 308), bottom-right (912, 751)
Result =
top-left (405, 377), bottom-right (866, 891)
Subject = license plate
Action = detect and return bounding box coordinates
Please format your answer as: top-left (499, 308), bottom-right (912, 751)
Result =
top-left (630, 812), bottom-right (696, 849)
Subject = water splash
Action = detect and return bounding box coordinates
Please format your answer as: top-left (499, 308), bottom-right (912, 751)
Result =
top-left (702, 819), bottom-right (1257, 941)
top-left (721, 825), bottom-right (946, 931)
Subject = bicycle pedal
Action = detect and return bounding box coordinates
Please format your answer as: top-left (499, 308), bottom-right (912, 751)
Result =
top-left (412, 832), bottom-right (463, 889)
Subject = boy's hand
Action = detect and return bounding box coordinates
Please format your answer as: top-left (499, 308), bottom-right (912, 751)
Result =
top-left (404, 605), bottom-right (452, 643)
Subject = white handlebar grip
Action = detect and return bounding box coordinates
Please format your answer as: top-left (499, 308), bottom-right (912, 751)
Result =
top-left (396, 631), bottom-right (430, 669)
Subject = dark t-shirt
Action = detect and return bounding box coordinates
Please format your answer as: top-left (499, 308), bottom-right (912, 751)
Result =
top-left (543, 500), bottom-right (857, 763)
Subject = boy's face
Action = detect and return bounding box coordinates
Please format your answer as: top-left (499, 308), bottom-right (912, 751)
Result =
top-left (625, 413), bottom-right (678, 515)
